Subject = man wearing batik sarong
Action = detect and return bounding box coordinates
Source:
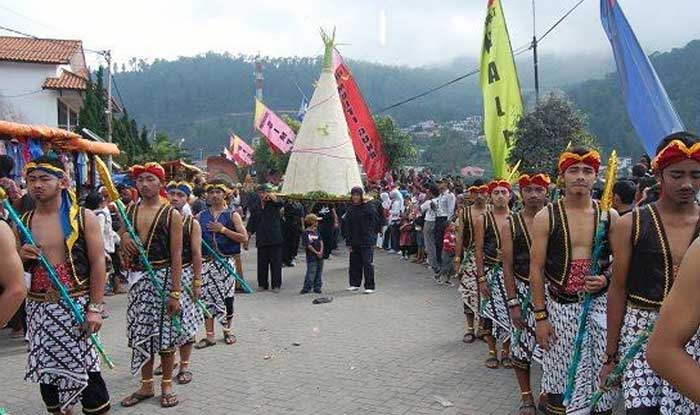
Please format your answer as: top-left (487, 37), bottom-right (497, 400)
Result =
top-left (605, 132), bottom-right (700, 414)
top-left (19, 155), bottom-right (111, 414)
top-left (165, 181), bottom-right (204, 385)
top-left (475, 179), bottom-right (513, 369)
top-left (195, 179), bottom-right (248, 348)
top-left (502, 173), bottom-right (550, 415)
top-left (530, 148), bottom-right (619, 414)
top-left (455, 180), bottom-right (488, 344)
top-left (120, 162), bottom-right (183, 409)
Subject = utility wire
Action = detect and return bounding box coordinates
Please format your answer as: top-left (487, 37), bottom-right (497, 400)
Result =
top-left (0, 25), bottom-right (37, 38)
top-left (376, 0), bottom-right (588, 114)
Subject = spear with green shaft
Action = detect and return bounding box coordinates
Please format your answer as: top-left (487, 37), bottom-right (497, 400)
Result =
top-left (201, 239), bottom-right (253, 294)
top-left (94, 156), bottom-right (183, 333)
top-left (0, 188), bottom-right (115, 369)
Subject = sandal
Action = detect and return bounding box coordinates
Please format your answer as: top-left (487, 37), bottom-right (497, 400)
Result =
top-left (223, 329), bottom-right (237, 345)
top-left (176, 370), bottom-right (193, 385)
top-left (462, 332), bottom-right (476, 344)
top-left (120, 379), bottom-right (155, 407)
top-left (194, 337), bottom-right (216, 349)
top-left (485, 351), bottom-right (499, 369)
top-left (518, 403), bottom-right (537, 415)
top-left (160, 392), bottom-right (179, 408)
top-left (501, 351), bottom-right (513, 369)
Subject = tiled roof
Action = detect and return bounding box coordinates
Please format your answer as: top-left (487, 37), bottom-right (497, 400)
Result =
top-left (42, 70), bottom-right (87, 90)
top-left (0, 36), bottom-right (81, 64)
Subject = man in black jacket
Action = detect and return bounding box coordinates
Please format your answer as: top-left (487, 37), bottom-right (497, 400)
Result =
top-left (246, 184), bottom-right (284, 292)
top-left (343, 186), bottom-right (379, 294)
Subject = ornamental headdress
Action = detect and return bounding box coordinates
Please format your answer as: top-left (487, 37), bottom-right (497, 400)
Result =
top-left (518, 173), bottom-right (551, 189)
top-left (558, 150), bottom-right (601, 174)
top-left (129, 162), bottom-right (166, 181)
top-left (24, 160), bottom-right (79, 251)
top-left (652, 139), bottom-right (700, 172)
top-left (205, 182), bottom-right (232, 193)
top-left (467, 184), bottom-right (489, 194)
top-left (488, 179), bottom-right (512, 193)
top-left (166, 181), bottom-right (193, 197)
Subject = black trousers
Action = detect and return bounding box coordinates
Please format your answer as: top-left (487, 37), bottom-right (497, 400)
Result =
top-left (349, 245), bottom-right (375, 289)
top-left (257, 244), bottom-right (283, 289)
top-left (41, 372), bottom-right (110, 414)
top-left (282, 225), bottom-right (301, 264)
top-left (434, 216), bottom-right (448, 266)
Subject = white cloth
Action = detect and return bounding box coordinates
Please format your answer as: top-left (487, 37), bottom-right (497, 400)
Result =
top-left (437, 190), bottom-right (456, 218)
top-left (95, 207), bottom-right (116, 254)
top-left (420, 198), bottom-right (437, 222)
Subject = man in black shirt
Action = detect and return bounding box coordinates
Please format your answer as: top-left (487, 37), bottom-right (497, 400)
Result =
top-left (282, 200), bottom-right (304, 267)
top-left (342, 187), bottom-right (379, 294)
top-left (246, 184), bottom-right (284, 292)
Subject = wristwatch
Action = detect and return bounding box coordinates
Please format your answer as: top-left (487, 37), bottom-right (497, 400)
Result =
top-left (87, 303), bottom-right (104, 314)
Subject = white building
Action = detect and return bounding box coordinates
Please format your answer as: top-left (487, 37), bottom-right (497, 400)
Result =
top-left (0, 36), bottom-right (90, 129)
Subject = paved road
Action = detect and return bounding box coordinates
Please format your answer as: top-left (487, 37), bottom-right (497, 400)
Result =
top-left (1, 246), bottom-right (621, 414)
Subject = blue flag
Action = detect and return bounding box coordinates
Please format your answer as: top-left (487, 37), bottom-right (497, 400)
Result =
top-left (296, 96), bottom-right (308, 122)
top-left (601, 0), bottom-right (684, 155)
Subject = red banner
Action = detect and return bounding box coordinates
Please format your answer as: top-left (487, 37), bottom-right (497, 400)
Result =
top-left (333, 51), bottom-right (387, 181)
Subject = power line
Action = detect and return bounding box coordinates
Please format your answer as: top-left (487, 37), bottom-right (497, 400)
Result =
top-left (376, 0), bottom-right (588, 114)
top-left (0, 25), bottom-right (37, 38)
top-left (0, 5), bottom-right (63, 36)
top-left (0, 89), bottom-right (44, 98)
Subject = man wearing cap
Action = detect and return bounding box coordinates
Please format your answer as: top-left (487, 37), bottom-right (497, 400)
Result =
top-left (247, 184), bottom-right (284, 292)
top-left (529, 147), bottom-right (619, 414)
top-left (608, 132), bottom-right (700, 413)
top-left (196, 179), bottom-right (248, 347)
top-left (120, 162), bottom-right (183, 409)
top-left (343, 186), bottom-right (379, 293)
top-left (501, 173), bottom-right (550, 413)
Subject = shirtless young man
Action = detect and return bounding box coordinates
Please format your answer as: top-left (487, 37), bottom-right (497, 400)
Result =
top-left (455, 181), bottom-right (488, 343)
top-left (502, 173), bottom-right (550, 414)
top-left (0, 220), bottom-right (25, 327)
top-left (20, 156), bottom-right (111, 414)
top-left (475, 180), bottom-right (512, 369)
top-left (164, 181), bottom-right (204, 385)
top-left (120, 163), bottom-right (183, 409)
top-left (530, 148), bottom-right (619, 414)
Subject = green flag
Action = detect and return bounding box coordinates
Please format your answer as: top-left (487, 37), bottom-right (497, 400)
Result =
top-left (480, 0), bottom-right (523, 179)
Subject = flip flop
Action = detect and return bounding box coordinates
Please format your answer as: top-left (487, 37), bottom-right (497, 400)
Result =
top-left (501, 356), bottom-right (513, 369)
top-left (223, 331), bottom-right (237, 345)
top-left (176, 370), bottom-right (193, 385)
top-left (519, 403), bottom-right (537, 415)
top-left (462, 332), bottom-right (476, 344)
top-left (194, 338), bottom-right (216, 349)
top-left (120, 392), bottom-right (155, 407)
top-left (160, 393), bottom-right (179, 408)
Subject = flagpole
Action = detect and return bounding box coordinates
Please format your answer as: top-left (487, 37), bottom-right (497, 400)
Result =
top-left (532, 0), bottom-right (540, 104)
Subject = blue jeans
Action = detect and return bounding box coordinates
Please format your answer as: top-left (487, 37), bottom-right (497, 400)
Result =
top-left (302, 259), bottom-right (324, 291)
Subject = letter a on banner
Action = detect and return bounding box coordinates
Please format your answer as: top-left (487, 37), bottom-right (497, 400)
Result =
top-left (333, 50), bottom-right (388, 182)
top-left (480, 0), bottom-right (523, 179)
top-left (254, 98), bottom-right (296, 153)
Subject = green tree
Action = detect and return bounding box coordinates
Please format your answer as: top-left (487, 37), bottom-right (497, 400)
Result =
top-left (78, 67), bottom-right (107, 136)
top-left (509, 93), bottom-right (600, 178)
top-left (375, 115), bottom-right (417, 170)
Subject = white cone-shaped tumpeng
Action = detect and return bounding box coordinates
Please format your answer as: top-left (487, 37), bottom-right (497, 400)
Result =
top-left (282, 29), bottom-right (362, 196)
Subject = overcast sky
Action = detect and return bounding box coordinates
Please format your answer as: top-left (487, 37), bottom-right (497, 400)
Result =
top-left (2, 0), bottom-right (699, 67)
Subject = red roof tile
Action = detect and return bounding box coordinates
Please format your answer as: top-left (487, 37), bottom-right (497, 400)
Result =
top-left (42, 69), bottom-right (87, 90)
top-left (0, 36), bottom-right (81, 64)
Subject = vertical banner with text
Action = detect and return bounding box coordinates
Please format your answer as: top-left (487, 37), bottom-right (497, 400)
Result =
top-left (230, 135), bottom-right (255, 167)
top-left (254, 98), bottom-right (296, 153)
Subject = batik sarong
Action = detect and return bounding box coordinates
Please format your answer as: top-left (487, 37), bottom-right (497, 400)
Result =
top-left (178, 265), bottom-right (204, 344)
top-left (479, 265), bottom-right (511, 342)
top-left (511, 279), bottom-right (542, 369)
top-left (542, 293), bottom-right (618, 414)
top-left (25, 296), bottom-right (100, 412)
top-left (127, 268), bottom-right (182, 375)
top-left (201, 258), bottom-right (235, 320)
top-left (458, 250), bottom-right (479, 320)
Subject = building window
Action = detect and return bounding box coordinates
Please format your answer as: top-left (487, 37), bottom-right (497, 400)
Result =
top-left (57, 100), bottom-right (68, 130)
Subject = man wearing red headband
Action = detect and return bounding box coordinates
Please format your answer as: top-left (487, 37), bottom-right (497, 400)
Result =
top-left (120, 163), bottom-right (184, 409)
top-left (455, 180), bottom-right (488, 344)
top-left (475, 179), bottom-right (513, 369)
top-left (610, 132), bottom-right (700, 413)
top-left (501, 173), bottom-right (550, 414)
top-left (529, 147), bottom-right (619, 414)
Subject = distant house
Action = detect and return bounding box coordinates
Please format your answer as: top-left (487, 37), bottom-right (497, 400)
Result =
top-left (0, 36), bottom-right (118, 130)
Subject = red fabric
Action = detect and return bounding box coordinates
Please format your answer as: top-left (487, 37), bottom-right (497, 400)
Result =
top-left (558, 151), bottom-right (601, 174)
top-left (488, 180), bottom-right (511, 193)
top-left (129, 162), bottom-right (165, 181)
top-left (652, 140), bottom-right (700, 172)
top-left (563, 258), bottom-right (591, 295)
top-left (468, 185), bottom-right (489, 194)
top-left (518, 173), bottom-right (550, 189)
top-left (443, 230), bottom-right (456, 254)
top-left (334, 52), bottom-right (388, 181)
top-left (30, 262), bottom-right (74, 293)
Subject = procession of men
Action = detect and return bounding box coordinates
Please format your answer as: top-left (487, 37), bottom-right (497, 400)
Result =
top-left (2, 132), bottom-right (700, 414)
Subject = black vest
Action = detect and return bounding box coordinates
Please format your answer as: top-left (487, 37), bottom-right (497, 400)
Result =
top-left (510, 212), bottom-right (532, 283)
top-left (461, 206), bottom-right (475, 252)
top-left (627, 204), bottom-right (700, 310)
top-left (182, 215), bottom-right (194, 266)
top-left (22, 207), bottom-right (90, 291)
top-left (127, 202), bottom-right (173, 270)
top-left (544, 198), bottom-right (608, 291)
top-left (483, 211), bottom-right (502, 268)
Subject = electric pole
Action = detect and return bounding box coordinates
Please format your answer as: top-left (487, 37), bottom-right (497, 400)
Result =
top-left (254, 55), bottom-right (264, 101)
top-left (104, 50), bottom-right (113, 171)
top-left (532, 0), bottom-right (540, 105)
